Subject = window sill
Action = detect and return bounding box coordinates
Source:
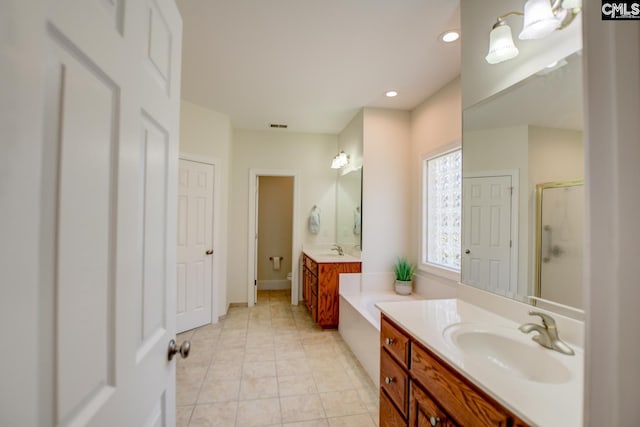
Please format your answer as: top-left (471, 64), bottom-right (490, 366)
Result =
top-left (417, 263), bottom-right (460, 283)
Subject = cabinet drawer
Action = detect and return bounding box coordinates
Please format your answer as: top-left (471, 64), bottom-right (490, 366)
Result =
top-left (381, 348), bottom-right (409, 418)
top-left (411, 343), bottom-right (510, 426)
top-left (381, 316), bottom-right (410, 367)
top-left (380, 390), bottom-right (407, 427)
top-left (303, 255), bottom-right (317, 274)
top-left (410, 382), bottom-right (457, 427)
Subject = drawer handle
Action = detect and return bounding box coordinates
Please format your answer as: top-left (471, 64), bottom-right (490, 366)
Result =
top-left (384, 377), bottom-right (394, 384)
top-left (384, 337), bottom-right (395, 345)
top-left (429, 416), bottom-right (441, 426)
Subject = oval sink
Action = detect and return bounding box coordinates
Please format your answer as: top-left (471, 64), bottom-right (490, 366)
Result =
top-left (443, 323), bottom-right (572, 384)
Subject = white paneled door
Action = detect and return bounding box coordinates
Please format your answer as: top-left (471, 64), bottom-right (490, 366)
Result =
top-left (462, 175), bottom-right (513, 297)
top-left (177, 159), bottom-right (214, 333)
top-left (1, 0), bottom-right (182, 425)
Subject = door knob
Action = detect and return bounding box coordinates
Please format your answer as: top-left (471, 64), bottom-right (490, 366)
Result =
top-left (465, 249), bottom-right (470, 254)
top-left (168, 339), bottom-right (191, 361)
top-left (429, 416), bottom-right (441, 426)
top-left (205, 249), bottom-right (213, 255)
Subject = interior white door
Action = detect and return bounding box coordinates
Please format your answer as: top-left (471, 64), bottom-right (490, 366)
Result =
top-left (15, 1), bottom-right (184, 425)
top-left (462, 175), bottom-right (513, 297)
top-left (177, 159), bottom-right (214, 332)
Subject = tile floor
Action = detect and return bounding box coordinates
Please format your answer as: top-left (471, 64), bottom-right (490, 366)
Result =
top-left (176, 290), bottom-right (380, 427)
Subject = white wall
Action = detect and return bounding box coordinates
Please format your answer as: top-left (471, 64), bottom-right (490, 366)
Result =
top-left (179, 100), bottom-right (232, 318)
top-left (583, 2), bottom-right (640, 424)
top-left (461, 0), bottom-right (582, 109)
top-left (410, 77), bottom-right (462, 290)
top-left (229, 129), bottom-right (338, 303)
top-left (361, 108), bottom-right (411, 274)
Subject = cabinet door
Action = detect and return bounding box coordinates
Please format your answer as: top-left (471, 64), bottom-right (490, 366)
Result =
top-left (303, 267), bottom-right (309, 303)
top-left (380, 390), bottom-right (407, 427)
top-left (411, 343), bottom-right (510, 426)
top-left (410, 382), bottom-right (457, 427)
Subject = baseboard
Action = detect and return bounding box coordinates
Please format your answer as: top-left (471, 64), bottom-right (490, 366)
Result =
top-left (257, 279), bottom-right (291, 290)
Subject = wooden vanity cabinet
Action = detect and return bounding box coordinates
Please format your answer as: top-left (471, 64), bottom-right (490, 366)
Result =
top-left (379, 315), bottom-right (529, 427)
top-left (302, 253), bottom-right (361, 329)
top-left (410, 382), bottom-right (456, 427)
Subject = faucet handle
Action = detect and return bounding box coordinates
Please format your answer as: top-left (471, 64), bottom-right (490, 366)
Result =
top-left (527, 311), bottom-right (557, 329)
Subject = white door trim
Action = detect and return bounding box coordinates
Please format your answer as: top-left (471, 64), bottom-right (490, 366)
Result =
top-left (247, 169), bottom-right (300, 307)
top-left (179, 153), bottom-right (224, 323)
top-left (463, 169), bottom-right (519, 297)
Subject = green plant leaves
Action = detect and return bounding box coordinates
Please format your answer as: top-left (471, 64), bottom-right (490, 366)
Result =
top-left (394, 256), bottom-right (415, 281)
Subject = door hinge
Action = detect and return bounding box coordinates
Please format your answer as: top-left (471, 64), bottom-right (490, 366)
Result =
top-left (510, 186), bottom-right (513, 195)
top-left (510, 240), bottom-right (512, 248)
top-left (254, 279), bottom-right (257, 287)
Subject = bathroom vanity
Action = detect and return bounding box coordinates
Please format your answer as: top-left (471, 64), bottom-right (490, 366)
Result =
top-left (377, 299), bottom-right (583, 426)
top-left (302, 251), bottom-right (361, 329)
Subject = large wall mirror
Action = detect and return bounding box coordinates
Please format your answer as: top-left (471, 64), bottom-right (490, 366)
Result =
top-left (461, 50), bottom-right (584, 316)
top-left (336, 167), bottom-right (362, 250)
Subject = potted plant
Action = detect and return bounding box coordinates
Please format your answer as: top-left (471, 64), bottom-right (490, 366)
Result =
top-left (394, 257), bottom-right (414, 295)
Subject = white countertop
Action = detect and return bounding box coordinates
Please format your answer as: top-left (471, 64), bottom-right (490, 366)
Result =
top-left (376, 299), bottom-right (583, 427)
top-left (303, 250), bottom-right (360, 264)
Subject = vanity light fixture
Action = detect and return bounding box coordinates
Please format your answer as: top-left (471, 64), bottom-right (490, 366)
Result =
top-left (385, 90), bottom-right (398, 98)
top-left (485, 0), bottom-right (581, 65)
top-left (330, 151), bottom-right (350, 169)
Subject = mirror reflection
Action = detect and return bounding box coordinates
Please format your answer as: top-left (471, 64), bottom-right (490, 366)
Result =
top-left (336, 167), bottom-right (362, 250)
top-left (462, 51), bottom-right (584, 312)
top-left (535, 180), bottom-right (584, 309)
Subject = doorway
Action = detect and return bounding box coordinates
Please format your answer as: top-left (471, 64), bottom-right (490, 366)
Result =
top-left (256, 176), bottom-right (294, 305)
top-left (248, 169), bottom-right (300, 307)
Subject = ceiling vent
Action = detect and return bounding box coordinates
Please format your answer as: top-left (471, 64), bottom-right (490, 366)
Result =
top-left (269, 123), bottom-right (288, 129)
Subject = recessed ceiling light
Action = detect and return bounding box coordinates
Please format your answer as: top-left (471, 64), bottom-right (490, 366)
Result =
top-left (440, 30), bottom-right (460, 43)
top-left (385, 90), bottom-right (398, 97)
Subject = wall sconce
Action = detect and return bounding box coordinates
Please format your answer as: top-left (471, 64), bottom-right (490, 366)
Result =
top-left (330, 151), bottom-right (350, 169)
top-left (485, 0), bottom-right (581, 65)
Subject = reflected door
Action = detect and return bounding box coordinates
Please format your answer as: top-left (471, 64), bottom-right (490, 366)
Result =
top-left (462, 176), bottom-right (513, 297)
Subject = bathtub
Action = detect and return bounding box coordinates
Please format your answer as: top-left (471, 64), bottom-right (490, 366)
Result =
top-left (339, 290), bottom-right (424, 388)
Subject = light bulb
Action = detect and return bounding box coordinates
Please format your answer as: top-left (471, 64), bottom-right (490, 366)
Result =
top-left (485, 22), bottom-right (519, 64)
top-left (519, 0), bottom-right (561, 40)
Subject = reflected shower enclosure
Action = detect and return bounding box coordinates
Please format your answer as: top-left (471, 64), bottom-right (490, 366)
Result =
top-left (535, 181), bottom-right (584, 309)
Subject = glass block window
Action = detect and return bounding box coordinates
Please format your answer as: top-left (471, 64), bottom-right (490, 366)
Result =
top-left (424, 149), bottom-right (461, 271)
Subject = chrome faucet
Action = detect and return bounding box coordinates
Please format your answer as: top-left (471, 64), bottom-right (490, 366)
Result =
top-left (331, 244), bottom-right (344, 256)
top-left (519, 311), bottom-right (575, 355)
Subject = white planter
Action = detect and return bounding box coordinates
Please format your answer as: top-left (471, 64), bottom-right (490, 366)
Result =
top-left (394, 280), bottom-right (412, 295)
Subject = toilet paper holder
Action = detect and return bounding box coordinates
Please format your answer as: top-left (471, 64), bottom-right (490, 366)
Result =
top-left (269, 256), bottom-right (283, 261)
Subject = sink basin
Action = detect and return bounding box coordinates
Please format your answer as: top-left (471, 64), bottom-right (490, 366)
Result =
top-left (443, 323), bottom-right (572, 384)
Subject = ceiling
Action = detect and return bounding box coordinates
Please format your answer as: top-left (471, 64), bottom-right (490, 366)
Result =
top-left (176, 0), bottom-right (461, 134)
top-left (464, 52), bottom-right (583, 132)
